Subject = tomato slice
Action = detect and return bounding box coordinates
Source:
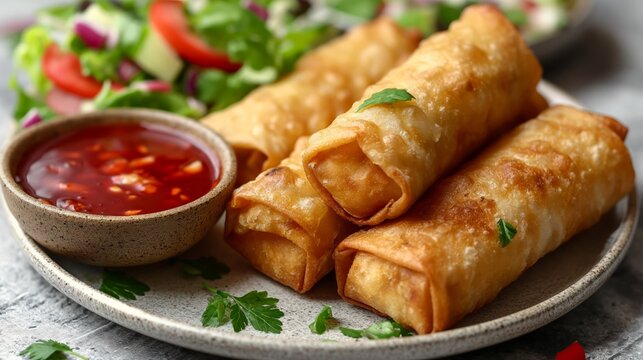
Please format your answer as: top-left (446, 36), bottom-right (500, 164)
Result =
top-left (556, 341), bottom-right (586, 360)
top-left (149, 0), bottom-right (241, 72)
top-left (43, 44), bottom-right (104, 98)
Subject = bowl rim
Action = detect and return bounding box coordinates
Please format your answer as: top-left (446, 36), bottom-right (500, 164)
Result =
top-left (0, 108), bottom-right (237, 222)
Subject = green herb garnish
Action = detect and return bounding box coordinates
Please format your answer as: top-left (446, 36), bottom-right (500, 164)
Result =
top-left (497, 219), bottom-right (517, 247)
top-left (339, 320), bottom-right (413, 340)
top-left (356, 88), bottom-right (415, 112)
top-left (178, 257), bottom-right (230, 280)
top-left (99, 270), bottom-right (150, 300)
top-left (202, 285), bottom-right (284, 334)
top-left (20, 339), bottom-right (88, 360)
top-left (309, 305), bottom-right (337, 335)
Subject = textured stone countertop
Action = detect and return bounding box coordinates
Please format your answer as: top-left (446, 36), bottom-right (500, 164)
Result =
top-left (1, 0), bottom-right (641, 359)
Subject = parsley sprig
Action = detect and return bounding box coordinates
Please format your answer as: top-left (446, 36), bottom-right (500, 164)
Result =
top-left (202, 285), bottom-right (284, 334)
top-left (178, 257), bottom-right (230, 280)
top-left (497, 219), bottom-right (517, 247)
top-left (356, 88), bottom-right (415, 112)
top-left (340, 320), bottom-right (413, 340)
top-left (20, 339), bottom-right (88, 360)
top-left (99, 270), bottom-right (150, 300)
top-left (309, 305), bottom-right (338, 335)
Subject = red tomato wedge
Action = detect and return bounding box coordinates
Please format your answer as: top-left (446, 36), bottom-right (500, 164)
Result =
top-left (42, 44), bottom-right (104, 98)
top-left (556, 341), bottom-right (586, 360)
top-left (149, 0), bottom-right (241, 72)
top-left (46, 87), bottom-right (86, 116)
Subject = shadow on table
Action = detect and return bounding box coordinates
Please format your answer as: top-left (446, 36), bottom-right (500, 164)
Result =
top-left (544, 25), bottom-right (623, 94)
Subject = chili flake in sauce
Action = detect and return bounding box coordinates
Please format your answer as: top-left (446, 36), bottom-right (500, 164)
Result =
top-left (15, 123), bottom-right (220, 215)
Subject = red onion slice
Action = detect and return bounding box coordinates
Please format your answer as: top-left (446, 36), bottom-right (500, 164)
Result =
top-left (74, 19), bottom-right (108, 49)
top-left (21, 109), bottom-right (43, 128)
top-left (187, 97), bottom-right (206, 115)
top-left (185, 68), bottom-right (200, 96)
top-left (246, 1), bottom-right (269, 21)
top-left (118, 60), bottom-right (141, 82)
top-left (133, 80), bottom-right (173, 92)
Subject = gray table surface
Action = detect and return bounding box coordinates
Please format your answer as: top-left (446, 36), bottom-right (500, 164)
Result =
top-left (1, 0), bottom-right (642, 359)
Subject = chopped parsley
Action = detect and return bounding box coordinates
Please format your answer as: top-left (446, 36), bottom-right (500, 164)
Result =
top-left (309, 305), bottom-right (337, 335)
top-left (497, 219), bottom-right (517, 247)
top-left (178, 257), bottom-right (230, 280)
top-left (99, 270), bottom-right (150, 300)
top-left (201, 285), bottom-right (284, 334)
top-left (339, 320), bottom-right (413, 340)
top-left (20, 339), bottom-right (88, 360)
top-left (356, 88), bottom-right (415, 112)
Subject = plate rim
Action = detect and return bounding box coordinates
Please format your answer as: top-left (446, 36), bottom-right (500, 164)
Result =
top-left (3, 81), bottom-right (639, 360)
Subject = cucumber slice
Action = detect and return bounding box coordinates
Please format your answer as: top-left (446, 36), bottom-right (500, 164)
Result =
top-left (132, 26), bottom-right (183, 83)
top-left (82, 4), bottom-right (116, 28)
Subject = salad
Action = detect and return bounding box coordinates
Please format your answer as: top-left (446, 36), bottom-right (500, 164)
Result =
top-left (11, 0), bottom-right (340, 127)
top-left (11, 0), bottom-right (574, 128)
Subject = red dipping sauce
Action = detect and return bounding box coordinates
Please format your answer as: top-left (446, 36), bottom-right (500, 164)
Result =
top-left (15, 123), bottom-right (220, 216)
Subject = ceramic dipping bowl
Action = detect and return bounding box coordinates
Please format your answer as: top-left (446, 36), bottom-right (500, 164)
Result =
top-left (0, 109), bottom-right (236, 267)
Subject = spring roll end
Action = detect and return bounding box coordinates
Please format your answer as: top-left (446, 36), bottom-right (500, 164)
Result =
top-left (227, 230), bottom-right (307, 292)
top-left (337, 248), bottom-right (434, 334)
top-left (305, 141), bottom-right (402, 225)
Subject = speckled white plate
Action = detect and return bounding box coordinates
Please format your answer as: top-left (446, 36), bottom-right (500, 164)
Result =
top-left (4, 82), bottom-right (639, 360)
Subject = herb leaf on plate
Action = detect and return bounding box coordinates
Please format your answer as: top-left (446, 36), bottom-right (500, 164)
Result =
top-left (99, 270), bottom-right (150, 300)
top-left (356, 88), bottom-right (415, 112)
top-left (309, 305), bottom-right (337, 335)
top-left (179, 257), bottom-right (230, 280)
top-left (202, 285), bottom-right (284, 334)
top-left (201, 289), bottom-right (230, 328)
top-left (339, 320), bottom-right (413, 340)
top-left (497, 219), bottom-right (517, 247)
top-left (20, 339), bottom-right (88, 360)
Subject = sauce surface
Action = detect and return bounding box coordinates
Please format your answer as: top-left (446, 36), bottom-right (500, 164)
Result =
top-left (16, 123), bottom-right (220, 216)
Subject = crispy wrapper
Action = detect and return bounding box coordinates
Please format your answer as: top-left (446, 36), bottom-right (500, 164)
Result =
top-left (335, 106), bottom-right (635, 334)
top-left (225, 138), bottom-right (355, 293)
top-left (201, 18), bottom-right (419, 185)
top-left (224, 93), bottom-right (546, 293)
top-left (302, 5), bottom-right (542, 225)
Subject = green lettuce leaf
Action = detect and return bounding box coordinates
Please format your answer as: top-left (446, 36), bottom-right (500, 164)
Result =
top-left (396, 8), bottom-right (437, 37)
top-left (13, 26), bottom-right (53, 94)
top-left (9, 77), bottom-right (56, 122)
top-left (326, 0), bottom-right (381, 20)
top-left (79, 50), bottom-right (122, 82)
top-left (93, 84), bottom-right (203, 118)
top-left (189, 1), bottom-right (274, 69)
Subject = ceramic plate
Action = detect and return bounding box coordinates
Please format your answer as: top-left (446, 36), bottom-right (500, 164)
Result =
top-left (3, 81), bottom-right (639, 360)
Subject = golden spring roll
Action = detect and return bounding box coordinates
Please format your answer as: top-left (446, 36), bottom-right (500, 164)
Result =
top-left (335, 106), bottom-right (635, 334)
top-left (202, 19), bottom-right (419, 185)
top-left (225, 92), bottom-right (547, 293)
top-left (225, 138), bottom-right (355, 293)
top-left (302, 5), bottom-right (542, 225)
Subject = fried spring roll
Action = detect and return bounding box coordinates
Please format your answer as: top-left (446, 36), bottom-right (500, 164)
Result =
top-left (225, 138), bottom-right (355, 293)
top-left (302, 5), bottom-right (542, 225)
top-left (335, 106), bottom-right (635, 334)
top-left (202, 19), bottom-right (419, 185)
top-left (225, 92), bottom-right (547, 293)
